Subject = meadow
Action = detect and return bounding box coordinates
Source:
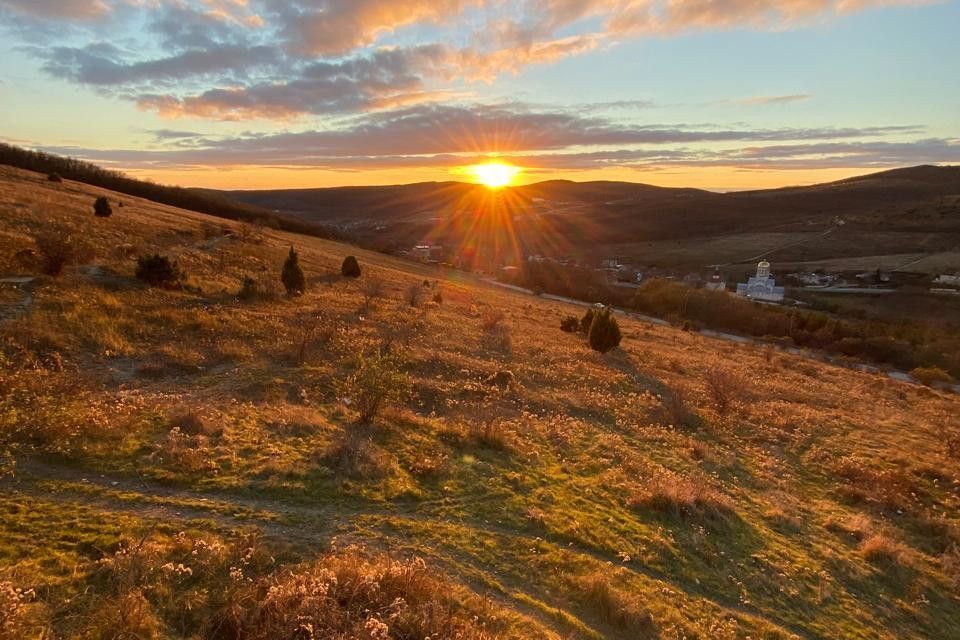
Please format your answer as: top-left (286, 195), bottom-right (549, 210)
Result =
top-left (1, 165), bottom-right (960, 639)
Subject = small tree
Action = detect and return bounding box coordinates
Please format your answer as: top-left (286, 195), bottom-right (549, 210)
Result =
top-left (588, 307), bottom-right (622, 353)
top-left (47, 172), bottom-right (62, 183)
top-left (135, 254), bottom-right (179, 287)
top-left (281, 246), bottom-right (306, 296)
top-left (341, 255), bottom-right (361, 278)
top-left (340, 349), bottom-right (410, 424)
top-left (93, 196), bottom-right (112, 218)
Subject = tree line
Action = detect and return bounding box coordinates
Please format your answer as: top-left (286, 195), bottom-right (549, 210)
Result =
top-left (0, 143), bottom-right (341, 241)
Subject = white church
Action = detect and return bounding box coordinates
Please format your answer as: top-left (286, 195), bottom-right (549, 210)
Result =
top-left (736, 261), bottom-right (785, 302)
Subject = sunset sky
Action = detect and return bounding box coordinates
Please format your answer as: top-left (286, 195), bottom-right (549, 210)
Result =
top-left (1, 0), bottom-right (958, 191)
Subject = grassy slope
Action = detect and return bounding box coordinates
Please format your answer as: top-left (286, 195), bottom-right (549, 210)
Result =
top-left (1, 164), bottom-right (960, 639)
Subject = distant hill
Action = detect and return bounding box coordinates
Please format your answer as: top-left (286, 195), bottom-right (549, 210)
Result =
top-left (217, 165), bottom-right (960, 272)
top-left (0, 143), bottom-right (341, 240)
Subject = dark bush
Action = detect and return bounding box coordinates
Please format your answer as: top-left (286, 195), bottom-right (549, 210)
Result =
top-left (579, 308), bottom-right (596, 334)
top-left (433, 290), bottom-right (443, 305)
top-left (47, 172), bottom-right (62, 183)
top-left (588, 307), bottom-right (622, 353)
top-left (238, 276), bottom-right (259, 301)
top-left (560, 316), bottom-right (579, 333)
top-left (341, 255), bottom-right (361, 278)
top-left (93, 196), bottom-right (112, 218)
top-left (281, 246), bottom-right (306, 295)
top-left (135, 254), bottom-right (179, 287)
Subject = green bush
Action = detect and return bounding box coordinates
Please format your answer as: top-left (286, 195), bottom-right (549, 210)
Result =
top-left (340, 349), bottom-right (410, 424)
top-left (341, 255), bottom-right (361, 278)
top-left (93, 196), bottom-right (112, 218)
top-left (281, 246), bottom-right (306, 295)
top-left (588, 307), bottom-right (622, 353)
top-left (135, 254), bottom-right (179, 287)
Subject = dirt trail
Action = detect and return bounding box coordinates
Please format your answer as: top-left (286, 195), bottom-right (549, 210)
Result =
top-left (0, 276), bottom-right (35, 320)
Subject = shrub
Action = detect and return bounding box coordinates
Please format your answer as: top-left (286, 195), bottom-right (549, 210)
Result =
top-left (47, 172), bottom-right (62, 183)
top-left (560, 316), bottom-right (579, 333)
top-left (291, 311), bottom-right (336, 364)
top-left (480, 312), bottom-right (512, 355)
top-left (432, 290), bottom-right (443, 305)
top-left (664, 385), bottom-right (692, 427)
top-left (34, 230), bottom-right (89, 276)
top-left (704, 369), bottom-right (739, 417)
top-left (579, 308), bottom-right (595, 333)
top-left (93, 196), bottom-right (113, 217)
top-left (588, 307), bottom-right (622, 353)
top-left (361, 274), bottom-right (386, 307)
top-left (860, 532), bottom-right (907, 566)
top-left (281, 246), bottom-right (306, 296)
top-left (910, 366), bottom-right (953, 387)
top-left (135, 254), bottom-right (179, 288)
top-left (238, 276), bottom-right (259, 301)
top-left (405, 282), bottom-right (425, 308)
top-left (237, 274), bottom-right (278, 302)
top-left (340, 348), bottom-right (410, 425)
top-left (341, 255), bottom-right (361, 278)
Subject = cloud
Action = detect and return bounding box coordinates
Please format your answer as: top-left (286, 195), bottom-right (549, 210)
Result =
top-left (36, 43), bottom-right (281, 86)
top-left (734, 94), bottom-right (813, 106)
top-left (0, 0), bottom-right (109, 20)
top-left (272, 0), bottom-right (478, 56)
top-left (133, 46), bottom-right (462, 119)
top-left (27, 102), bottom-right (945, 175)
top-left (5, 0), bottom-right (931, 123)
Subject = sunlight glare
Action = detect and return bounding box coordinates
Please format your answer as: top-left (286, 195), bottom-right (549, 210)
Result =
top-left (469, 161), bottom-right (520, 189)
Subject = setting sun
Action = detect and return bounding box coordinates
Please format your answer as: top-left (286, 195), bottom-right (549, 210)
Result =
top-left (468, 161), bottom-right (520, 188)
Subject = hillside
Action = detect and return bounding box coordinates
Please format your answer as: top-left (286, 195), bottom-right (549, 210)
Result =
top-left (219, 166), bottom-right (960, 272)
top-left (2, 164), bottom-right (960, 639)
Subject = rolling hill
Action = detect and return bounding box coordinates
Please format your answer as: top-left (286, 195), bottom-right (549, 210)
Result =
top-left (217, 165), bottom-right (960, 272)
top-left (1, 164), bottom-right (960, 639)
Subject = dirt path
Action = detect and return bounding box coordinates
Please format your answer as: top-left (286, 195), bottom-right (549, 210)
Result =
top-left (0, 276), bottom-right (35, 320)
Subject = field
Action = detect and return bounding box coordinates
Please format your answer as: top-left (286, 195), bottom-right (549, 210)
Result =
top-left (2, 164), bottom-right (960, 639)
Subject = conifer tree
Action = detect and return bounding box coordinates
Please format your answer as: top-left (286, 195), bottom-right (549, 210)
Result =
top-left (588, 307), bottom-right (622, 353)
top-left (93, 196), bottom-right (112, 217)
top-left (341, 255), bottom-right (361, 278)
top-left (281, 246), bottom-right (306, 295)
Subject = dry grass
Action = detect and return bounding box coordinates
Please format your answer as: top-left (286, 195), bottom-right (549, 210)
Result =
top-left (860, 532), bottom-right (909, 567)
top-left (628, 471), bottom-right (733, 524)
top-left (575, 571), bottom-right (656, 635)
top-left (209, 545), bottom-right (509, 640)
top-left (3, 165), bottom-right (960, 640)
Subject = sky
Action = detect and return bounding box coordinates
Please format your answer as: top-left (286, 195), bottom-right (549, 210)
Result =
top-left (0, 0), bottom-right (958, 191)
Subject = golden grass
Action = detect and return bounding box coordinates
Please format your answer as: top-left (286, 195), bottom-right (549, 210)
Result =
top-left (2, 164), bottom-right (960, 639)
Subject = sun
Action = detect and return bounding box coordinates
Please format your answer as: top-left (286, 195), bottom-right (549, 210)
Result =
top-left (468, 161), bottom-right (520, 189)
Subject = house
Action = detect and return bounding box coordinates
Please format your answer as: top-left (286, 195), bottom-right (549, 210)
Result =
top-left (933, 274), bottom-right (960, 287)
top-left (411, 244), bottom-right (444, 263)
top-left (704, 268), bottom-right (726, 291)
top-left (736, 261), bottom-right (785, 302)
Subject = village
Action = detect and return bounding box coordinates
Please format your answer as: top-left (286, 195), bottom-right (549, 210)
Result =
top-left (404, 242), bottom-right (960, 306)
